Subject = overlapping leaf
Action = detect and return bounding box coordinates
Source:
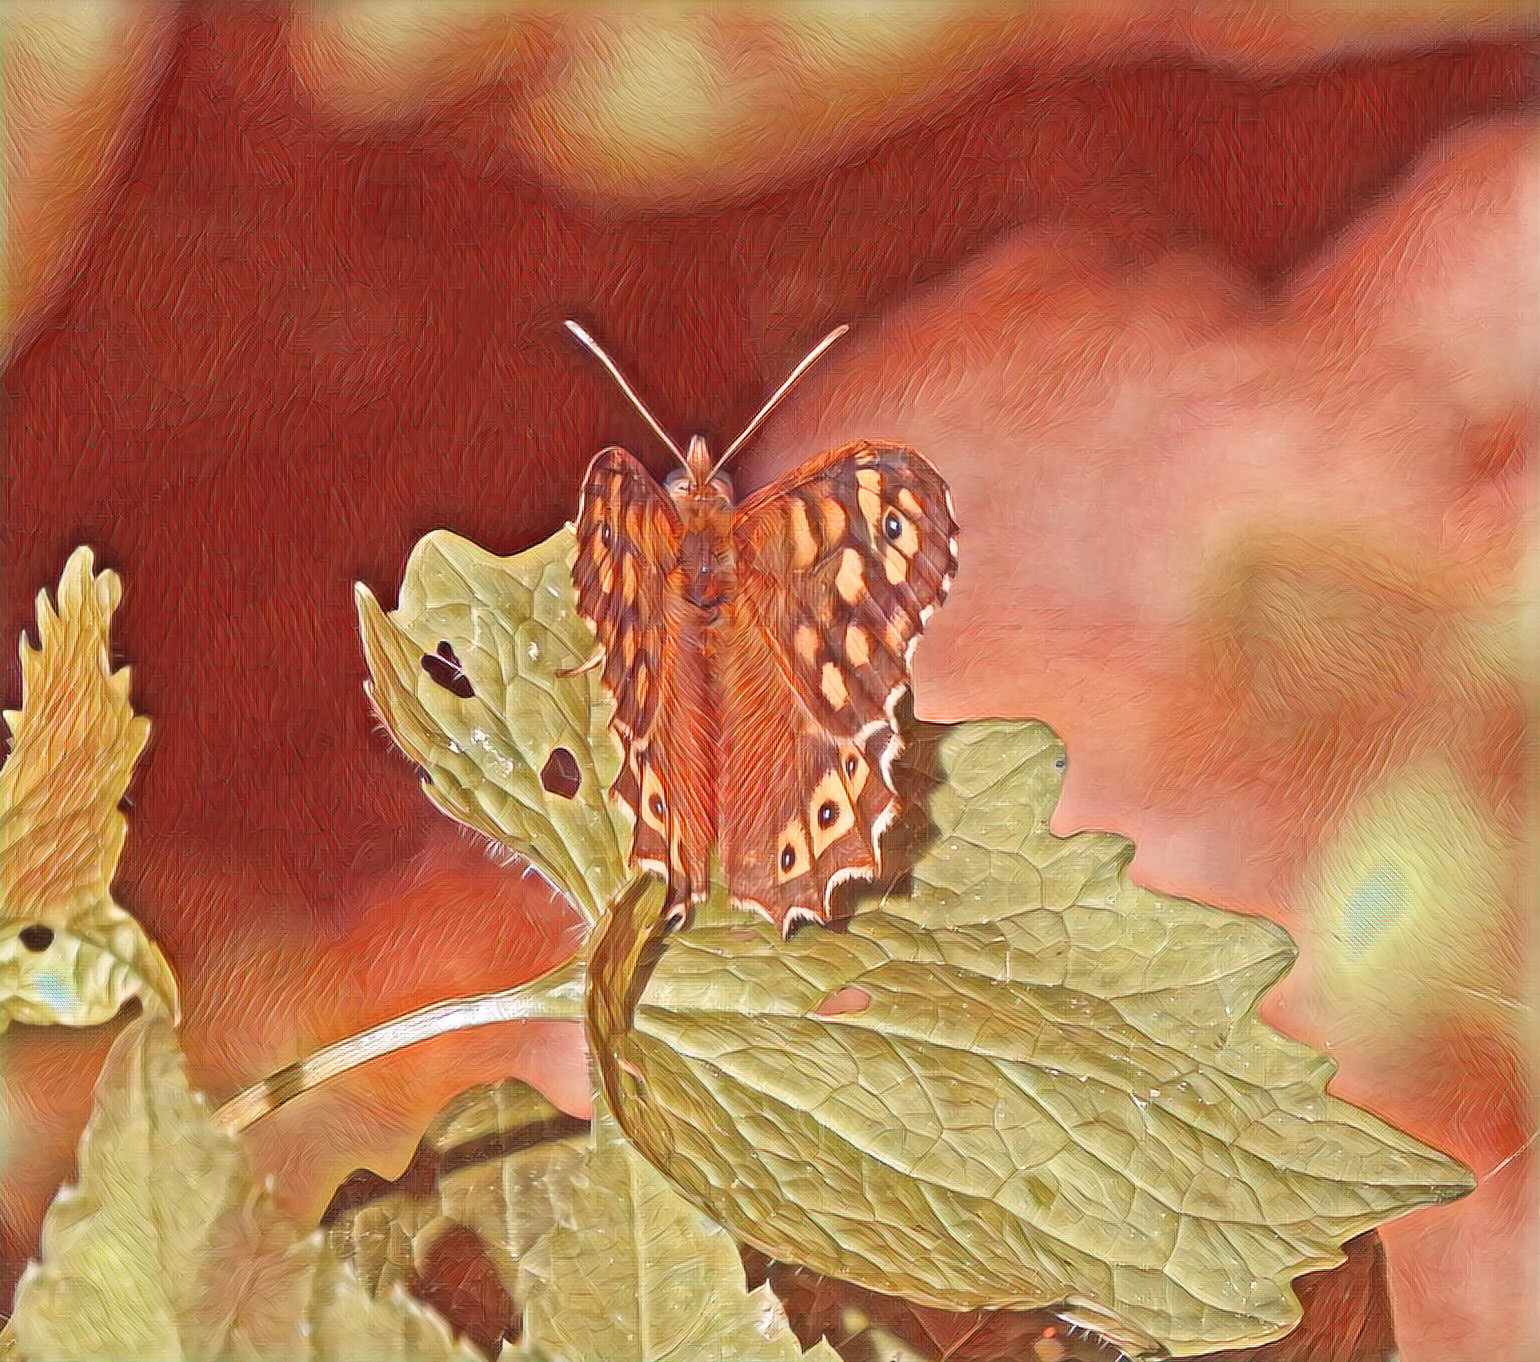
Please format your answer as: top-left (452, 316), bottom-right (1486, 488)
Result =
top-left (8, 1016), bottom-right (482, 1362)
top-left (357, 529), bottom-right (628, 923)
top-left (331, 1080), bottom-right (588, 1311)
top-left (589, 723), bottom-right (1475, 1357)
top-left (517, 1106), bottom-right (841, 1362)
top-left (361, 523), bottom-right (1475, 1358)
top-left (0, 546), bottom-right (178, 1030)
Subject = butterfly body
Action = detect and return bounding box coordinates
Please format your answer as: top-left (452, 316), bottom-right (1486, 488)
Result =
top-left (566, 326), bottom-right (956, 933)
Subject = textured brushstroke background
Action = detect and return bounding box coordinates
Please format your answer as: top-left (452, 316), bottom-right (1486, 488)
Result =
top-left (2, 5), bottom-right (1535, 1359)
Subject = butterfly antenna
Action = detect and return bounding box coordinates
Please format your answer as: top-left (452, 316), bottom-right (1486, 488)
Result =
top-left (565, 320), bottom-right (687, 469)
top-left (710, 323), bottom-right (850, 480)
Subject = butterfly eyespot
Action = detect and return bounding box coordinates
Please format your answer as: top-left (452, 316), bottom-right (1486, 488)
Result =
top-left (649, 793), bottom-right (666, 818)
top-left (883, 510), bottom-right (904, 541)
top-left (600, 522), bottom-right (613, 548)
top-left (817, 800), bottom-right (839, 828)
top-left (780, 845), bottom-right (796, 872)
top-left (844, 753), bottom-right (858, 777)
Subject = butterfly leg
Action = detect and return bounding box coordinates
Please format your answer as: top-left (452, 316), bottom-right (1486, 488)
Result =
top-left (555, 645), bottom-right (605, 678)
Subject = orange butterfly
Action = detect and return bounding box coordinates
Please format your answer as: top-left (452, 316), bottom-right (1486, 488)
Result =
top-left (568, 323), bottom-right (957, 934)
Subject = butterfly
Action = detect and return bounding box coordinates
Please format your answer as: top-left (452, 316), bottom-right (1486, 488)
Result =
top-left (567, 321), bottom-right (958, 935)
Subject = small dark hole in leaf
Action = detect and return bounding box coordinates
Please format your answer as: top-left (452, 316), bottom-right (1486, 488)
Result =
top-left (421, 641), bottom-right (474, 698)
top-left (18, 925), bottom-right (54, 952)
top-left (540, 747), bottom-right (581, 799)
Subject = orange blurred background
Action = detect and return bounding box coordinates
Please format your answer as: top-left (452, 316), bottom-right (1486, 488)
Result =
top-left (3, 6), bottom-right (1535, 1359)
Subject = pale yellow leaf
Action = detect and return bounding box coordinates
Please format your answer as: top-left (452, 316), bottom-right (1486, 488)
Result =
top-left (356, 529), bottom-right (629, 925)
top-left (9, 1015), bottom-right (482, 1362)
top-left (0, 546), bottom-right (177, 1030)
top-left (518, 1108), bottom-right (836, 1362)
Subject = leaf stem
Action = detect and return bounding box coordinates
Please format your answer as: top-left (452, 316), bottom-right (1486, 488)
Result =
top-left (214, 956), bottom-right (586, 1133)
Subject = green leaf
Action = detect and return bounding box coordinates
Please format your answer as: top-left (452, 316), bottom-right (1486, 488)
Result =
top-left (356, 529), bottom-right (629, 924)
top-left (332, 1079), bottom-right (589, 1311)
top-left (1, 547), bottom-right (178, 1031)
top-left (359, 523), bottom-right (1475, 1356)
top-left (588, 723), bottom-right (1476, 1359)
top-left (9, 1015), bottom-right (481, 1362)
top-left (518, 1109), bottom-right (839, 1362)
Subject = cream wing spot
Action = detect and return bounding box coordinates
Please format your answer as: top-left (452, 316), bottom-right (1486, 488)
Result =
top-left (836, 548), bottom-right (864, 604)
top-left (795, 623), bottom-right (820, 666)
top-left (776, 821), bottom-right (811, 882)
top-left (883, 546), bottom-right (908, 585)
top-left (788, 499), bottom-right (820, 569)
top-left (896, 486), bottom-right (922, 518)
top-left (640, 763), bottom-right (669, 832)
top-left (843, 623), bottom-right (870, 667)
top-left (821, 499), bottom-right (849, 543)
top-left (839, 743), bottom-right (870, 796)
top-left (821, 661), bottom-right (849, 709)
top-left (670, 823), bottom-right (687, 886)
top-left (857, 486), bottom-right (882, 534)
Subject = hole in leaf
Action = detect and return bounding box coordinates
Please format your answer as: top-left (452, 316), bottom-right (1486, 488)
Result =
top-left (417, 1225), bottom-right (517, 1356)
top-left (421, 641), bottom-right (474, 698)
top-left (540, 747), bottom-right (581, 799)
top-left (814, 985), bottom-right (871, 1018)
top-left (18, 925), bottom-right (54, 952)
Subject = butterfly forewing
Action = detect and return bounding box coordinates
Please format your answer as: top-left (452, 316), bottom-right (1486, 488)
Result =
top-left (723, 441), bottom-right (958, 928)
top-left (572, 448), bottom-right (717, 908)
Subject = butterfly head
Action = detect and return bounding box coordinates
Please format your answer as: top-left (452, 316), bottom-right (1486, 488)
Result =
top-left (664, 434), bottom-right (735, 507)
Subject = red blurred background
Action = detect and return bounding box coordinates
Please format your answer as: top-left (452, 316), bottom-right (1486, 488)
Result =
top-left (3, 7), bottom-right (1535, 1359)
